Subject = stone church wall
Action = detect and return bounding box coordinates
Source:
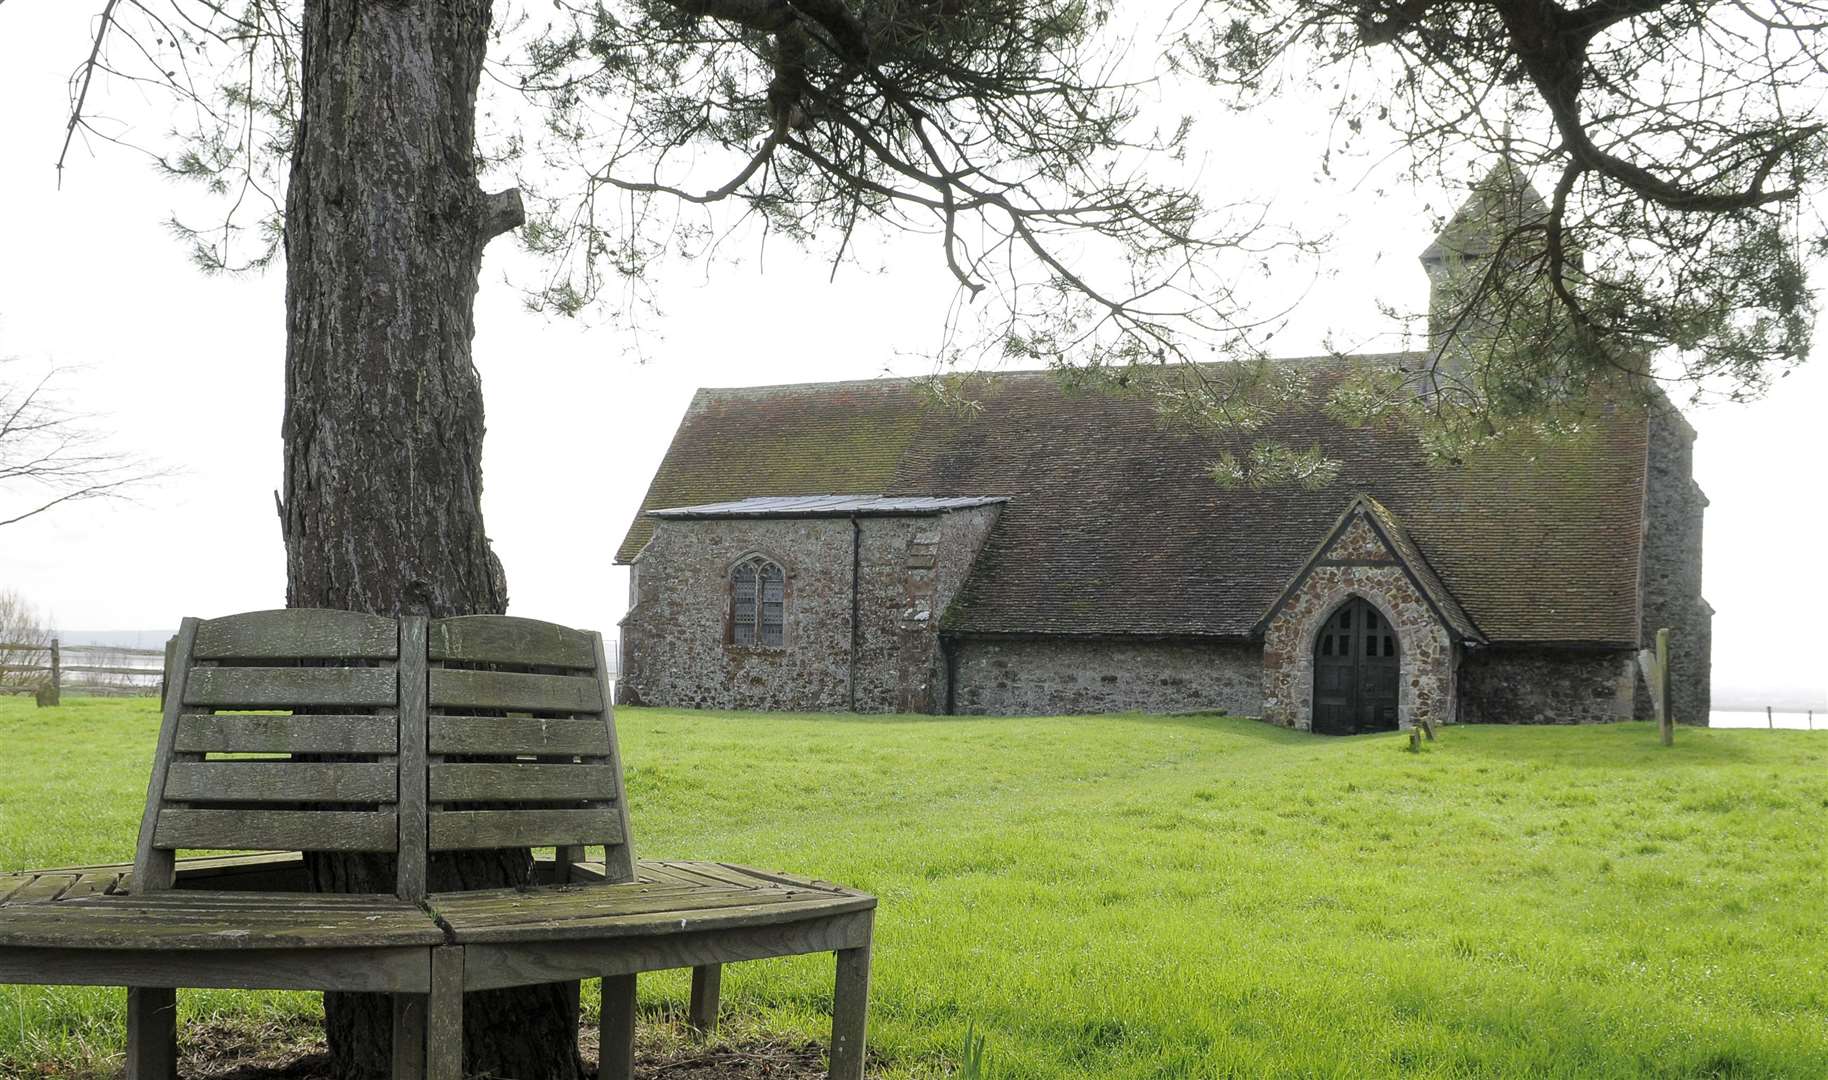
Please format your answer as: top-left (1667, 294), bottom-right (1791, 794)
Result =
top-left (619, 517), bottom-right (856, 711)
top-left (852, 505), bottom-right (1001, 712)
top-left (617, 506), bottom-right (999, 712)
top-left (949, 637), bottom-right (1262, 716)
top-left (1457, 647), bottom-right (1637, 724)
top-left (1640, 398), bottom-right (1712, 725)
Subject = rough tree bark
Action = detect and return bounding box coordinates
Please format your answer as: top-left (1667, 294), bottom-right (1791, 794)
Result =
top-left (280, 2), bottom-right (581, 1077)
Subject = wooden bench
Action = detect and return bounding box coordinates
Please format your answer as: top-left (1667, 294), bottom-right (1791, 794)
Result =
top-left (0, 609), bottom-right (875, 1080)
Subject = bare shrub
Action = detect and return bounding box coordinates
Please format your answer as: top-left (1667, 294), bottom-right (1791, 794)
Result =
top-left (0, 589), bottom-right (51, 694)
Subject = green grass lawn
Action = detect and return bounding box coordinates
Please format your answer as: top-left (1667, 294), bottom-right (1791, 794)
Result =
top-left (2, 697), bottom-right (1825, 1078)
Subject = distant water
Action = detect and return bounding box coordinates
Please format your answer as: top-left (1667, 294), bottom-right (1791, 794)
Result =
top-left (1710, 710), bottom-right (1821, 730)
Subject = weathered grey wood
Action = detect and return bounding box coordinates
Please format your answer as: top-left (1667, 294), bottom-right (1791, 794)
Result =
top-left (0, 902), bottom-right (443, 950)
top-left (56, 872), bottom-right (124, 901)
top-left (688, 963), bottom-right (721, 1035)
top-left (95, 891), bottom-right (429, 910)
top-left (429, 763), bottom-right (617, 802)
top-left (593, 631), bottom-right (638, 884)
top-left (393, 992), bottom-right (428, 1079)
top-left (155, 809), bottom-right (398, 853)
top-left (175, 713), bottom-right (397, 754)
top-left (428, 715), bottom-right (610, 756)
top-left (193, 608), bottom-right (399, 660)
top-left (428, 667), bottom-right (601, 713)
top-left (554, 844), bottom-right (585, 884)
top-left (427, 881), bottom-right (752, 916)
top-left (428, 946), bottom-right (465, 1080)
top-left (134, 617), bottom-right (201, 894)
top-left (457, 911), bottom-right (874, 989)
top-left (428, 615), bottom-right (597, 670)
top-left (125, 986), bottom-right (178, 1080)
top-left (2, 611), bottom-right (873, 1080)
top-left (601, 973), bottom-right (636, 1080)
top-left (433, 892), bottom-right (874, 945)
top-left (162, 636), bottom-right (177, 709)
top-left (165, 762), bottom-right (398, 804)
top-left (183, 666), bottom-right (398, 708)
top-left (8, 874), bottom-right (78, 903)
top-left (0, 945), bottom-right (433, 992)
top-left (429, 809), bottom-right (624, 851)
top-left (830, 939), bottom-right (872, 1080)
top-left (397, 615), bottom-right (429, 902)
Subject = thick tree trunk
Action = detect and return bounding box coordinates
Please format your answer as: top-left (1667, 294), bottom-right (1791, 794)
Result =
top-left (281, 3), bottom-right (580, 1078)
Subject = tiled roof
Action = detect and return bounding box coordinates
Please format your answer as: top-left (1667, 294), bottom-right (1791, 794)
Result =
top-left (650, 494), bottom-right (1009, 518)
top-left (1360, 496), bottom-right (1484, 642)
top-left (616, 360), bottom-right (1648, 645)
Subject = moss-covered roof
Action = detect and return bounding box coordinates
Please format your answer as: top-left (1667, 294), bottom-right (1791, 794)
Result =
top-left (616, 360), bottom-right (1649, 645)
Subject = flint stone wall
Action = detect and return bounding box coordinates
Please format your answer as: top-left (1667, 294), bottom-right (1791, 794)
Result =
top-left (949, 637), bottom-right (1262, 716)
top-left (1261, 563), bottom-right (1455, 731)
top-left (618, 506), bottom-right (998, 712)
top-left (1458, 647), bottom-right (1636, 724)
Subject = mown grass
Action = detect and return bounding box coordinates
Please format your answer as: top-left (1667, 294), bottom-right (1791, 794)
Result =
top-left (2, 697), bottom-right (1825, 1078)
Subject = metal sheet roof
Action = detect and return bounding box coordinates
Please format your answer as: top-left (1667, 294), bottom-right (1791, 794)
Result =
top-left (647, 494), bottom-right (1010, 519)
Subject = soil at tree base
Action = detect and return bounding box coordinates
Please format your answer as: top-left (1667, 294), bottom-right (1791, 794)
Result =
top-left (17, 1021), bottom-right (831, 1080)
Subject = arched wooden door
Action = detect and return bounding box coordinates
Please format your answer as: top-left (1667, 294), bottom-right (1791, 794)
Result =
top-left (1312, 598), bottom-right (1401, 735)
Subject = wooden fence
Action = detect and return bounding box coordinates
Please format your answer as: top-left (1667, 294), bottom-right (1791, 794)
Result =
top-left (0, 640), bottom-right (166, 703)
top-left (0, 633), bottom-right (614, 705)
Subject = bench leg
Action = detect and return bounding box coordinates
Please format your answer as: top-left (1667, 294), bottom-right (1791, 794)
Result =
top-left (600, 973), bottom-right (636, 1080)
top-left (829, 945), bottom-right (871, 1080)
top-left (392, 993), bottom-right (427, 1079)
top-left (427, 946), bottom-right (464, 1080)
top-left (688, 964), bottom-right (722, 1036)
top-left (125, 987), bottom-right (178, 1080)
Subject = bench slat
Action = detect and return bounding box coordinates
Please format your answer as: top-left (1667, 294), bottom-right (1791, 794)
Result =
top-left (174, 714), bottom-right (398, 755)
top-left (428, 617), bottom-right (597, 670)
top-left (6, 874), bottom-right (79, 904)
top-left (183, 667), bottom-right (397, 709)
top-left (428, 669), bottom-right (601, 713)
top-left (429, 716), bottom-right (610, 756)
top-left (438, 894), bottom-right (875, 945)
top-left (165, 762), bottom-right (398, 804)
top-left (429, 810), bottom-right (622, 851)
top-left (429, 763), bottom-right (616, 803)
top-left (194, 609), bottom-right (398, 660)
top-left (155, 809), bottom-right (398, 853)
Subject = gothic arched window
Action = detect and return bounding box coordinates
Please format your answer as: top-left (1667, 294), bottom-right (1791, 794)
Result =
top-left (730, 555), bottom-right (786, 647)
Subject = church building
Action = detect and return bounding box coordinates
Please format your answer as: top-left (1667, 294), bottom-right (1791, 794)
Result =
top-left (614, 171), bottom-right (1712, 732)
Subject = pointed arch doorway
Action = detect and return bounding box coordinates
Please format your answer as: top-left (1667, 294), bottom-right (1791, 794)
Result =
top-left (1312, 597), bottom-right (1401, 735)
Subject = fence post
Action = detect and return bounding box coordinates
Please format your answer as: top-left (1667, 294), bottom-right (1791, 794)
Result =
top-left (1767, 705), bottom-right (1774, 729)
top-left (43, 638), bottom-right (62, 707)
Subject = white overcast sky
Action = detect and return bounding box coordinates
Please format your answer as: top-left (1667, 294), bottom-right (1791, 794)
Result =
top-left (0, 5), bottom-right (1822, 707)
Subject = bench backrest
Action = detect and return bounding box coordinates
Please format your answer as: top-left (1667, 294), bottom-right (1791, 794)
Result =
top-left (135, 609), bottom-right (416, 895)
top-left (425, 616), bottom-right (634, 884)
top-left (132, 609), bottom-right (631, 898)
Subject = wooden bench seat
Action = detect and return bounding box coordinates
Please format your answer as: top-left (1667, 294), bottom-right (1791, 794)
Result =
top-left (0, 610), bottom-right (874, 1080)
top-left (431, 863), bottom-right (872, 945)
top-left (0, 893), bottom-right (442, 952)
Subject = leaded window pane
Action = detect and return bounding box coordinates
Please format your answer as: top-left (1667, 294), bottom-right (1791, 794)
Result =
top-left (760, 564), bottom-right (785, 646)
top-left (732, 563), bottom-right (757, 644)
top-left (730, 557), bottom-right (788, 648)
